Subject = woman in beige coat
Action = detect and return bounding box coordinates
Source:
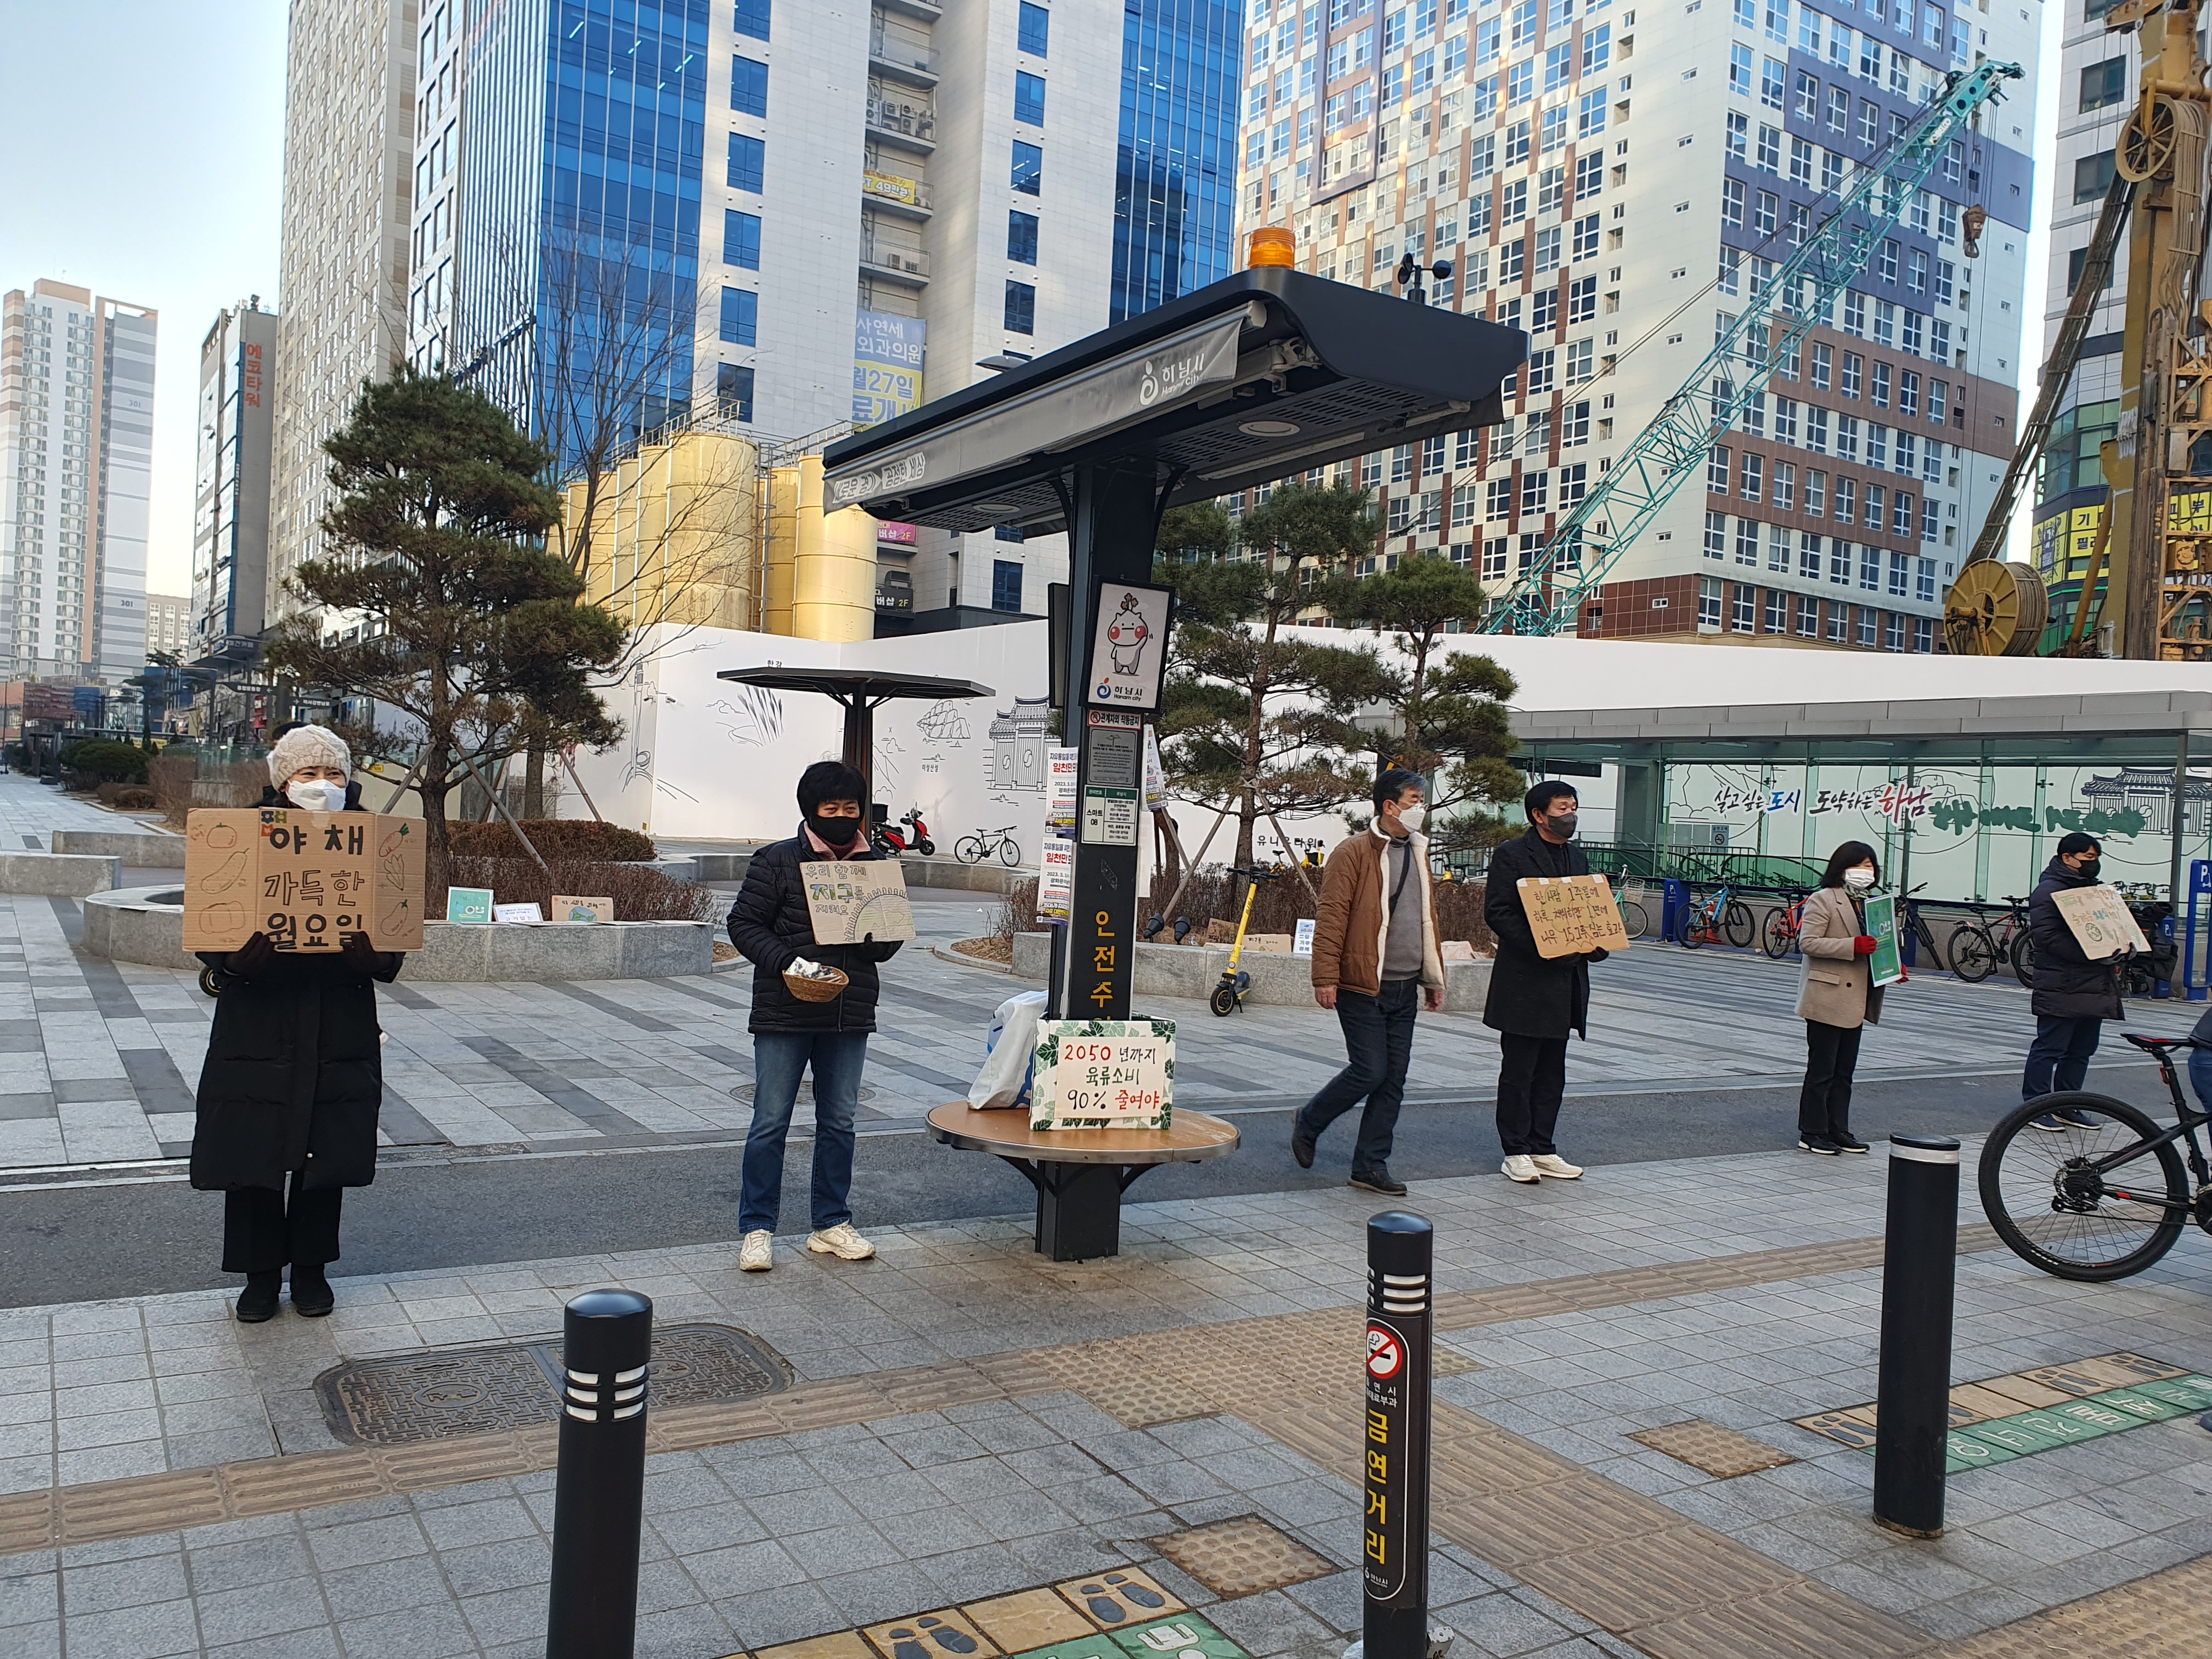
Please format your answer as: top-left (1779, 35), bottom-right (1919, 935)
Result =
top-left (1796, 841), bottom-right (1888, 1154)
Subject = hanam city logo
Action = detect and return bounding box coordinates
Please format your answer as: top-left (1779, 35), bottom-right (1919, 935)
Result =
top-left (1138, 341), bottom-right (1214, 407)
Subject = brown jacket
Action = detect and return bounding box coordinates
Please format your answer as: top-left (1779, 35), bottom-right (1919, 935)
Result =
top-left (1795, 884), bottom-right (1886, 1029)
top-left (1310, 826), bottom-right (1446, 996)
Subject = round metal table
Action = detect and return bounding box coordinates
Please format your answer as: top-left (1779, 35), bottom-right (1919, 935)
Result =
top-left (926, 1102), bottom-right (1240, 1261)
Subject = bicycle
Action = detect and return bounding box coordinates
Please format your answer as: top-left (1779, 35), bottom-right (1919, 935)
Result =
top-left (1678, 884), bottom-right (1753, 950)
top-left (1979, 893), bottom-right (2034, 986)
top-left (1616, 885), bottom-right (1649, 940)
top-left (955, 826), bottom-right (1023, 867)
top-left (1979, 1032), bottom-right (2212, 1281)
top-left (1940, 902), bottom-right (2004, 984)
top-left (1760, 891), bottom-right (1808, 959)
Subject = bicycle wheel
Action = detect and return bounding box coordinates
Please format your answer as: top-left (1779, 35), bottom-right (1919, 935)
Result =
top-left (998, 836), bottom-right (1022, 867)
top-left (1761, 907), bottom-right (1795, 959)
top-left (955, 834), bottom-right (986, 865)
top-left (1619, 899), bottom-right (1647, 939)
top-left (2011, 933), bottom-right (2035, 988)
top-left (1978, 1094), bottom-right (2189, 1281)
top-left (1949, 923), bottom-right (1999, 984)
top-left (1723, 901), bottom-right (1756, 950)
top-left (1680, 916), bottom-right (1707, 949)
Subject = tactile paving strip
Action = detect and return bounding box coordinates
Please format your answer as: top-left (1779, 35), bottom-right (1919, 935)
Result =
top-left (1628, 1419), bottom-right (1798, 1480)
top-left (1150, 1514), bottom-right (1336, 1598)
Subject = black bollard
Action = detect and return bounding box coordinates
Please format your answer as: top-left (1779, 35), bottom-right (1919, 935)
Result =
top-left (546, 1289), bottom-right (653, 1659)
top-left (1361, 1212), bottom-right (1435, 1659)
top-left (1872, 1135), bottom-right (1958, 1538)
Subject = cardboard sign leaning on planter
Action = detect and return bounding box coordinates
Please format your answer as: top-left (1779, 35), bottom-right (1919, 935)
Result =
top-left (802, 858), bottom-right (916, 944)
top-left (184, 808), bottom-right (426, 953)
top-left (1515, 873), bottom-right (1633, 959)
top-left (550, 895), bottom-right (614, 924)
top-left (1029, 1018), bottom-right (1173, 1131)
top-left (2050, 885), bottom-right (2153, 960)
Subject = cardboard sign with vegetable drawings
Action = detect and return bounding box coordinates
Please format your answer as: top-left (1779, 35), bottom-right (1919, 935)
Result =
top-left (2051, 885), bottom-right (2152, 961)
top-left (802, 859), bottom-right (916, 944)
top-left (1515, 873), bottom-right (1632, 959)
top-left (184, 809), bottom-right (426, 954)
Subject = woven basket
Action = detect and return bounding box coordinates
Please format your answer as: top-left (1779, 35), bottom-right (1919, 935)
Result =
top-left (782, 964), bottom-right (849, 1003)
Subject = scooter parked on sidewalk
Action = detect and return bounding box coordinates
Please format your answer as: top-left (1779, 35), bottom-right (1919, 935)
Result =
top-left (869, 804), bottom-right (935, 857)
top-left (1209, 863), bottom-right (1287, 1017)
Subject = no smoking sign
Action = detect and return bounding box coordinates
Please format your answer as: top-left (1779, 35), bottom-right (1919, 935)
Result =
top-left (1366, 1324), bottom-right (1403, 1380)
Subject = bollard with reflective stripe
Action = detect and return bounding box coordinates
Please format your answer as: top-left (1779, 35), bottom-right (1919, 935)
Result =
top-left (1873, 1136), bottom-right (1958, 1538)
top-left (546, 1289), bottom-right (652, 1659)
top-left (1358, 1212), bottom-right (1441, 1659)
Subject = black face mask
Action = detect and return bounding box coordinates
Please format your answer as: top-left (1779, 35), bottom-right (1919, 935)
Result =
top-left (1546, 812), bottom-right (1578, 839)
top-left (808, 812), bottom-right (862, 847)
top-left (2073, 857), bottom-right (2101, 881)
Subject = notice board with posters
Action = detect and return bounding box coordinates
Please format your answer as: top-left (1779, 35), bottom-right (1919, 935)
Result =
top-left (801, 859), bottom-right (916, 944)
top-left (183, 809), bottom-right (426, 953)
top-left (2051, 884), bottom-right (2153, 960)
top-left (1514, 874), bottom-right (1633, 959)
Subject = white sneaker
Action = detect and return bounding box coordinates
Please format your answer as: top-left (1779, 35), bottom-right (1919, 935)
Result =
top-left (807, 1222), bottom-right (877, 1261)
top-left (1531, 1154), bottom-right (1584, 1180)
top-left (1502, 1155), bottom-right (1541, 1184)
top-left (738, 1231), bottom-right (773, 1272)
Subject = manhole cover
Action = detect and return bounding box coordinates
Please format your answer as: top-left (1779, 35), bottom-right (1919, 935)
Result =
top-left (313, 1323), bottom-right (789, 1446)
top-left (1151, 1515), bottom-right (1334, 1598)
top-left (730, 1082), bottom-right (879, 1105)
top-left (1628, 1418), bottom-right (1798, 1479)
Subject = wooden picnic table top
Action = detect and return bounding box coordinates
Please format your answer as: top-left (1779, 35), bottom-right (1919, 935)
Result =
top-left (925, 1102), bottom-right (1240, 1167)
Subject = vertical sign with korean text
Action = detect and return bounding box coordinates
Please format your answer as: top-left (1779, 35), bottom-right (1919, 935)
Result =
top-left (852, 311), bottom-right (926, 428)
top-left (1361, 1214), bottom-right (1433, 1653)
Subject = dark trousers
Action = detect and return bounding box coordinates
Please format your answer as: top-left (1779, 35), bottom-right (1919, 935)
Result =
top-left (1496, 1032), bottom-right (1569, 1156)
top-left (2023, 1015), bottom-right (2102, 1103)
top-left (1297, 978), bottom-right (1420, 1174)
top-left (1799, 1020), bottom-right (1863, 1141)
top-left (222, 1172), bottom-right (343, 1274)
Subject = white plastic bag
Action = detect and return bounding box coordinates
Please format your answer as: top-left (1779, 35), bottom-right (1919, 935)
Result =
top-left (969, 990), bottom-right (1048, 1109)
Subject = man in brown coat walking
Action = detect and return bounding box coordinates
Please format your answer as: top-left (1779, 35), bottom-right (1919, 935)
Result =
top-left (1291, 768), bottom-right (1447, 1195)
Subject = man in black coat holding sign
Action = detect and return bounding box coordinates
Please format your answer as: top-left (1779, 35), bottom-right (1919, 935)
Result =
top-left (1483, 781), bottom-right (1608, 1186)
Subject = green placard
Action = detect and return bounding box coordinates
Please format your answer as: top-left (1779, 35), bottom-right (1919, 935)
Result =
top-left (1863, 891), bottom-right (1904, 986)
top-left (1108, 1615), bottom-right (1245, 1659)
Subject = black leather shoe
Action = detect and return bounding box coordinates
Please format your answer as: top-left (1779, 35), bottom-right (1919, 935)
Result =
top-left (289, 1265), bottom-right (335, 1318)
top-left (1350, 1167), bottom-right (1407, 1197)
top-left (1291, 1120), bottom-right (1316, 1169)
top-left (235, 1272), bottom-right (281, 1323)
top-left (1831, 1132), bottom-right (1870, 1153)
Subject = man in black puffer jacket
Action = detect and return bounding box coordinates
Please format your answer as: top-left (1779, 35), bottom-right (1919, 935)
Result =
top-left (727, 760), bottom-right (902, 1271)
top-left (2021, 832), bottom-right (2124, 1131)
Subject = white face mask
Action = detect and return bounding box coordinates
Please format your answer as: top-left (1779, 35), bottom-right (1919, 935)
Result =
top-left (1843, 867), bottom-right (1876, 890)
top-left (287, 779), bottom-right (346, 812)
top-left (1393, 804), bottom-right (1426, 833)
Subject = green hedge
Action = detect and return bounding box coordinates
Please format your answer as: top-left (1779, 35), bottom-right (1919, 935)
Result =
top-left (59, 740), bottom-right (149, 784)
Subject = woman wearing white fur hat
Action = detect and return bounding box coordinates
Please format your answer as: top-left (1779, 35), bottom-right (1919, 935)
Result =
top-left (189, 725), bottom-right (404, 1322)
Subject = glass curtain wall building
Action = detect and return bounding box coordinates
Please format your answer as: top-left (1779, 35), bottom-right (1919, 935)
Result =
top-left (1113, 0), bottom-right (1244, 323)
top-left (449, 0), bottom-right (709, 470)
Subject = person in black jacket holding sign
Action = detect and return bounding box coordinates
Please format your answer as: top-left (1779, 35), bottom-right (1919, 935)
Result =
top-left (727, 761), bottom-right (903, 1273)
top-left (1482, 781), bottom-right (1607, 1186)
top-left (190, 725), bottom-right (404, 1323)
top-left (2021, 832), bottom-right (2123, 1132)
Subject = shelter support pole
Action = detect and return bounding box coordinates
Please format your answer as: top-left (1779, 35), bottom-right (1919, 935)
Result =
top-left (1048, 459), bottom-right (1159, 1022)
top-left (2171, 732), bottom-right (2191, 910)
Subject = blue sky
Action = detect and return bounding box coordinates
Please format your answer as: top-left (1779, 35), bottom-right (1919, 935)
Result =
top-left (0, 0), bottom-right (287, 600)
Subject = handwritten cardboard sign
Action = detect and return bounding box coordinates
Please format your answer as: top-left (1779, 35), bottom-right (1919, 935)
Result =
top-left (2051, 884), bottom-right (2153, 961)
top-left (493, 902), bottom-right (545, 924)
top-left (802, 858), bottom-right (916, 944)
top-left (1514, 873), bottom-right (1633, 960)
top-left (1030, 1018), bottom-right (1174, 1131)
top-left (184, 808), bottom-right (426, 954)
top-left (550, 895), bottom-right (614, 924)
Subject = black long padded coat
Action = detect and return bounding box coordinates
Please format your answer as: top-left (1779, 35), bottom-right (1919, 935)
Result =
top-left (1481, 827), bottom-right (1609, 1039)
top-left (188, 785), bottom-right (403, 1193)
top-left (2025, 854), bottom-right (2124, 1022)
top-left (727, 827), bottom-right (903, 1035)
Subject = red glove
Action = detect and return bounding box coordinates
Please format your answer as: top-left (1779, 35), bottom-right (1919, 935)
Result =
top-left (1853, 935), bottom-right (1878, 956)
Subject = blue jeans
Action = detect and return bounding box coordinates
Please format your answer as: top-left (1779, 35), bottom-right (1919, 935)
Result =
top-left (740, 1032), bottom-right (868, 1235)
top-left (2022, 1015), bottom-right (2102, 1104)
top-left (1297, 978), bottom-right (1420, 1173)
top-left (2188, 1047), bottom-right (2212, 1114)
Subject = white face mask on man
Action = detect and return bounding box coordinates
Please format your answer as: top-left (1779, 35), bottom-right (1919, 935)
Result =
top-left (1393, 804), bottom-right (1426, 834)
top-left (286, 779), bottom-right (347, 812)
top-left (1843, 867), bottom-right (1876, 891)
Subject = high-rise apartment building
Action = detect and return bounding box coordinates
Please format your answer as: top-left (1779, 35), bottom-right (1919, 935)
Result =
top-left (2029, 1), bottom-right (2129, 646)
top-left (410, 0), bottom-right (1241, 631)
top-left (0, 280), bottom-right (155, 684)
top-left (145, 593), bottom-right (194, 658)
top-left (191, 301), bottom-right (278, 663)
top-left (270, 0), bottom-right (416, 627)
top-left (1234, 0), bottom-right (2038, 652)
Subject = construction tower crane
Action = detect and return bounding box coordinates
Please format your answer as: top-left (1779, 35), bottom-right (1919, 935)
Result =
top-left (1943, 171), bottom-right (2136, 655)
top-left (1479, 61), bottom-right (2024, 636)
